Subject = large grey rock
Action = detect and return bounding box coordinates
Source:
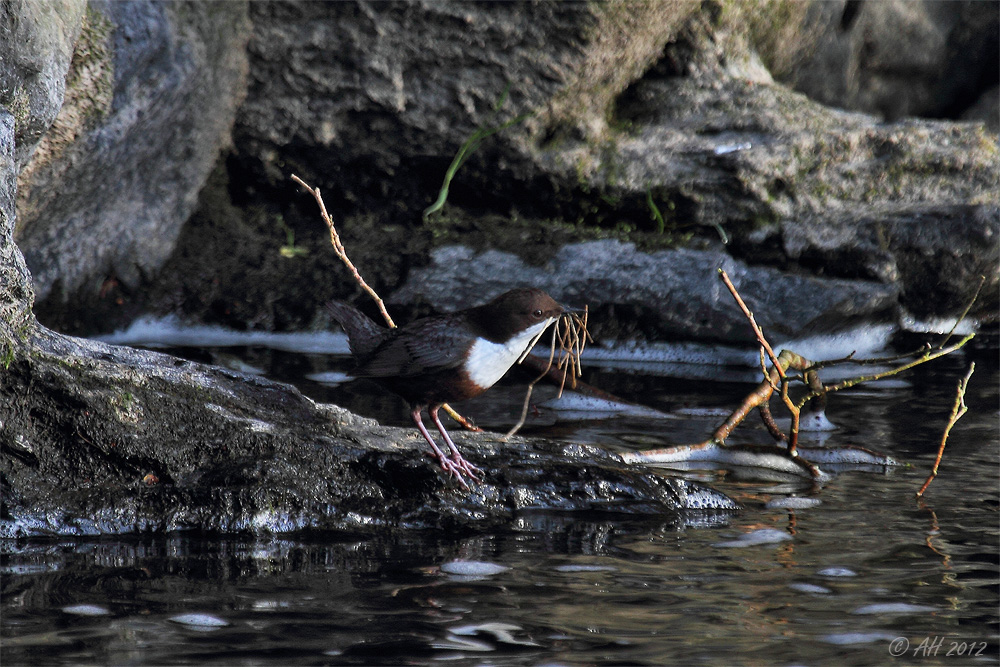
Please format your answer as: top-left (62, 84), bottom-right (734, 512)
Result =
top-left (391, 241), bottom-right (898, 345)
top-left (0, 0), bottom-right (86, 171)
top-left (210, 0), bottom-right (996, 341)
top-left (783, 0), bottom-right (998, 123)
top-left (14, 0), bottom-right (251, 303)
top-left (0, 111), bottom-right (34, 347)
top-left (234, 1), bottom-right (694, 199)
top-left (743, 204), bottom-right (999, 318)
top-left (0, 326), bottom-right (734, 537)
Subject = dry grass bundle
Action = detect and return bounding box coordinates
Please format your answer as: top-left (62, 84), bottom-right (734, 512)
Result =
top-left (505, 307), bottom-right (592, 438)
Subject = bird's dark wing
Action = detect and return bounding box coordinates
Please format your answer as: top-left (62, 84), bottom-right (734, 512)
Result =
top-left (356, 317), bottom-right (467, 378)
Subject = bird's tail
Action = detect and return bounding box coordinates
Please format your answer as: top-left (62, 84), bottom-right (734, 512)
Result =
top-left (325, 301), bottom-right (389, 357)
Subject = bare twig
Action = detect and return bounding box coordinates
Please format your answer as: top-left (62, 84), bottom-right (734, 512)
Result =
top-left (803, 345), bottom-right (925, 373)
top-left (718, 269), bottom-right (807, 453)
top-left (622, 270), bottom-right (977, 480)
top-left (442, 404), bottom-right (482, 432)
top-left (916, 363), bottom-right (975, 497)
top-left (718, 269), bottom-right (784, 380)
top-left (795, 334), bottom-right (975, 409)
top-left (291, 174), bottom-right (396, 328)
top-left (758, 401), bottom-right (787, 442)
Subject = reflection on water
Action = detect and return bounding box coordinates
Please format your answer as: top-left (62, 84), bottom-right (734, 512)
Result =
top-left (3, 337), bottom-right (998, 666)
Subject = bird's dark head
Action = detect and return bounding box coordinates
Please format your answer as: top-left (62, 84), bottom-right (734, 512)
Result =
top-left (470, 287), bottom-right (567, 343)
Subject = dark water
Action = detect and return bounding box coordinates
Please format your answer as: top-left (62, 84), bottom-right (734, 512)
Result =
top-left (3, 336), bottom-right (998, 666)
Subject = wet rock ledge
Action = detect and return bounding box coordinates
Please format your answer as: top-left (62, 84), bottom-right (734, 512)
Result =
top-left (0, 326), bottom-right (736, 538)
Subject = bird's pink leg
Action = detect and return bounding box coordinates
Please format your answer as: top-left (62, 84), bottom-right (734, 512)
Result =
top-left (411, 408), bottom-right (469, 489)
top-left (430, 406), bottom-right (483, 482)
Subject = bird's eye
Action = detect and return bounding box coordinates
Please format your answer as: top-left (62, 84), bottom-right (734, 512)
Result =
top-left (532, 309), bottom-right (543, 319)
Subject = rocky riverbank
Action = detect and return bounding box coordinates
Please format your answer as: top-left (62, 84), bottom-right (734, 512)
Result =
top-left (1, 1), bottom-right (996, 536)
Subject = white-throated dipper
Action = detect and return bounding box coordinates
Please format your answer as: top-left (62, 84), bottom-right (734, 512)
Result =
top-left (326, 288), bottom-right (567, 488)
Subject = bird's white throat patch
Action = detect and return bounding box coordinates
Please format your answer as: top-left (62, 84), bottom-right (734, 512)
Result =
top-left (464, 318), bottom-right (556, 389)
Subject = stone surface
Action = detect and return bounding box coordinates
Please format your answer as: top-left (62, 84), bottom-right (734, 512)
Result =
top-left (741, 204), bottom-right (999, 319)
top-left (783, 0), bottom-right (999, 123)
top-left (14, 0), bottom-right (251, 302)
top-left (234, 1), bottom-right (694, 206)
top-left (0, 0), bottom-right (87, 171)
top-left (0, 111), bottom-right (34, 347)
top-left (391, 240), bottom-right (898, 345)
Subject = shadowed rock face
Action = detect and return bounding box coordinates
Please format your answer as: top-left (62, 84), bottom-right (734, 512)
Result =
top-left (13, 1), bottom-right (250, 303)
top-left (0, 0), bottom-right (87, 171)
top-left (9, 0), bottom-right (997, 337)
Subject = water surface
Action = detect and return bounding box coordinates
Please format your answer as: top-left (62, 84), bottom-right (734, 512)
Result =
top-left (3, 331), bottom-right (997, 666)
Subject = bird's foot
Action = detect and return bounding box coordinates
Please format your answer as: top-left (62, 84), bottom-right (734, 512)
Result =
top-left (449, 453), bottom-right (483, 483)
top-left (433, 454), bottom-right (473, 490)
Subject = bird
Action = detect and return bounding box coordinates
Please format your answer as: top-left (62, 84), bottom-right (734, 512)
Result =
top-left (326, 288), bottom-right (569, 488)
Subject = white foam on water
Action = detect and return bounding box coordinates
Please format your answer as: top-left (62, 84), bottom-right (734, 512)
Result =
top-left (168, 613), bottom-right (229, 628)
top-left (788, 582), bottom-right (831, 594)
top-left (440, 560), bottom-right (509, 577)
top-left (549, 323), bottom-right (902, 385)
top-left (766, 497), bottom-right (822, 509)
top-left (899, 311), bottom-right (978, 336)
top-left (97, 315), bottom-right (351, 354)
top-left (773, 323), bottom-right (896, 363)
top-left (538, 392), bottom-right (666, 419)
top-left (61, 604), bottom-right (111, 616)
top-left (553, 564), bottom-right (617, 573)
top-left (579, 341), bottom-right (754, 368)
top-left (799, 411), bottom-right (837, 432)
top-left (821, 631), bottom-right (899, 645)
top-left (306, 371), bottom-right (353, 386)
top-left (714, 527), bottom-right (793, 548)
top-left (449, 622), bottom-right (540, 647)
top-left (852, 602), bottom-right (938, 615)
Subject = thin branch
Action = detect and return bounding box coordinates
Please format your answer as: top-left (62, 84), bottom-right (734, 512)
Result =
top-left (442, 404), bottom-right (482, 432)
top-left (803, 345), bottom-right (928, 373)
top-left (293, 174), bottom-right (492, 430)
top-left (758, 401), bottom-right (786, 442)
top-left (291, 174), bottom-right (396, 329)
top-left (795, 334), bottom-right (975, 409)
top-left (916, 362), bottom-right (975, 497)
top-left (718, 268), bottom-right (784, 380)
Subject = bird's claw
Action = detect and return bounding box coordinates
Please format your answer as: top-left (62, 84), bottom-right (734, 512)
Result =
top-left (434, 454), bottom-right (473, 490)
top-left (450, 454), bottom-right (483, 482)
top-left (431, 453), bottom-right (482, 489)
